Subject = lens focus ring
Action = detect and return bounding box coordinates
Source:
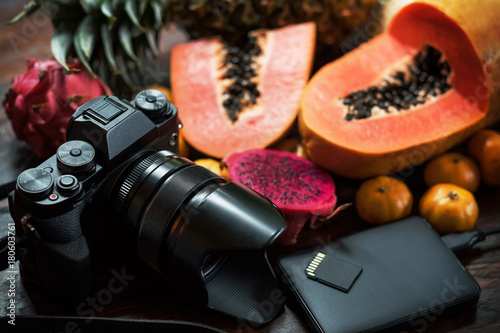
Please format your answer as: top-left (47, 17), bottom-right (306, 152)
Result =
top-left (137, 164), bottom-right (224, 272)
top-left (113, 151), bottom-right (175, 215)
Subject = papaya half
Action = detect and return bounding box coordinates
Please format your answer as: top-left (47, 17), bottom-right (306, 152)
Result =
top-left (299, 0), bottom-right (500, 179)
top-left (171, 23), bottom-right (316, 158)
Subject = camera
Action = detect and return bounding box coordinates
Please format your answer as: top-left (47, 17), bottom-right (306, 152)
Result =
top-left (8, 89), bottom-right (286, 324)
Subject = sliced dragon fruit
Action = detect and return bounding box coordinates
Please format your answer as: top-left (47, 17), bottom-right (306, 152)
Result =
top-left (225, 148), bottom-right (337, 245)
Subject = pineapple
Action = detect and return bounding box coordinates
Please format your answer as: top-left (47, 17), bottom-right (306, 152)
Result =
top-left (10, 0), bottom-right (380, 95)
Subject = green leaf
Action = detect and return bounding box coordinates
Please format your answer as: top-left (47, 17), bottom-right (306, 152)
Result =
top-left (126, 58), bottom-right (142, 88)
top-left (150, 0), bottom-right (163, 30)
top-left (79, 0), bottom-right (102, 14)
top-left (130, 22), bottom-right (143, 38)
top-left (125, 0), bottom-right (146, 32)
top-left (138, 0), bottom-right (148, 18)
top-left (96, 53), bottom-right (110, 86)
top-left (51, 22), bottom-right (75, 72)
top-left (6, 0), bottom-right (40, 25)
top-left (100, 0), bottom-right (116, 25)
top-left (100, 0), bottom-right (114, 18)
top-left (75, 16), bottom-right (96, 60)
top-left (118, 23), bottom-right (140, 62)
top-left (115, 51), bottom-right (135, 89)
top-left (74, 41), bottom-right (95, 77)
top-left (144, 30), bottom-right (159, 58)
top-left (74, 16), bottom-right (97, 76)
top-left (100, 23), bottom-right (120, 74)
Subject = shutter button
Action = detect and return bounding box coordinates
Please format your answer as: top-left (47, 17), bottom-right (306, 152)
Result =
top-left (57, 175), bottom-right (80, 195)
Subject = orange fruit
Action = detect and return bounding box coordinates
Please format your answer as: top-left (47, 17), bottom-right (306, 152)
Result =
top-left (467, 129), bottom-right (500, 186)
top-left (419, 183), bottom-right (478, 234)
top-left (355, 176), bottom-right (413, 224)
top-left (178, 131), bottom-right (189, 157)
top-left (271, 138), bottom-right (308, 159)
top-left (423, 152), bottom-right (480, 192)
top-left (193, 158), bottom-right (230, 181)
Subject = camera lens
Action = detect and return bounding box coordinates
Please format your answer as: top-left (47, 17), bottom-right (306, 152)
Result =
top-left (110, 150), bottom-right (226, 271)
top-left (109, 150), bottom-right (286, 324)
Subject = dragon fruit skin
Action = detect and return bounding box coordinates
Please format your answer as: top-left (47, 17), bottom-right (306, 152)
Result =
top-left (3, 58), bottom-right (112, 158)
top-left (225, 149), bottom-right (337, 245)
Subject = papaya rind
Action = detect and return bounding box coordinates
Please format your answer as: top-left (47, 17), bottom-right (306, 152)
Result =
top-left (299, 0), bottom-right (500, 179)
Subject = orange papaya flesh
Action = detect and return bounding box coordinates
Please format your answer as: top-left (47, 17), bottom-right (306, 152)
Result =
top-left (300, 1), bottom-right (500, 179)
top-left (171, 23), bottom-right (316, 159)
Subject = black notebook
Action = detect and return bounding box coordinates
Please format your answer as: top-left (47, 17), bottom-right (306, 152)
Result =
top-left (278, 216), bottom-right (480, 333)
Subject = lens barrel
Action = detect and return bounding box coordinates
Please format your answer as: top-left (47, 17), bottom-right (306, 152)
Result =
top-left (110, 150), bottom-right (286, 324)
top-left (111, 150), bottom-right (225, 269)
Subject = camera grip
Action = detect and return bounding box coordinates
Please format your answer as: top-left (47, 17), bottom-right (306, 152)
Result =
top-left (37, 236), bottom-right (91, 305)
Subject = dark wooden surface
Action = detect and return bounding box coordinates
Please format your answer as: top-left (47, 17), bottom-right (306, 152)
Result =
top-left (1, 2), bottom-right (500, 332)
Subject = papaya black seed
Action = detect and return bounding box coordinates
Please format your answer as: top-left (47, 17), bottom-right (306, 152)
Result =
top-left (343, 44), bottom-right (452, 121)
top-left (221, 36), bottom-right (262, 122)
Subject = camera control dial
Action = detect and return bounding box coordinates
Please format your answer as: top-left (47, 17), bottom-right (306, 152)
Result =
top-left (57, 140), bottom-right (96, 174)
top-left (134, 89), bottom-right (171, 122)
top-left (17, 168), bottom-right (53, 200)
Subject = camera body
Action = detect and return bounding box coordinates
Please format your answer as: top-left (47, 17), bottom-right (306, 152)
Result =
top-left (8, 90), bottom-right (287, 324)
top-left (9, 90), bottom-right (180, 303)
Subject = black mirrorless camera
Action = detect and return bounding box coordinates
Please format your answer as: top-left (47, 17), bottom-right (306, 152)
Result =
top-left (8, 89), bottom-right (286, 324)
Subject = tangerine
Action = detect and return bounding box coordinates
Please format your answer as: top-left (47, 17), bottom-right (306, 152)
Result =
top-left (419, 183), bottom-right (478, 234)
top-left (193, 158), bottom-right (230, 181)
top-left (355, 176), bottom-right (413, 224)
top-left (467, 129), bottom-right (500, 186)
top-left (423, 152), bottom-right (480, 192)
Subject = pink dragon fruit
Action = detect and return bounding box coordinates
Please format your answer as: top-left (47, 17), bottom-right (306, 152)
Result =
top-left (225, 148), bottom-right (338, 245)
top-left (3, 58), bottom-right (112, 158)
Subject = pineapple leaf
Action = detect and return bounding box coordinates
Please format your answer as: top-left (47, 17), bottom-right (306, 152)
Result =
top-left (118, 23), bottom-right (140, 62)
top-left (144, 29), bottom-right (159, 58)
top-left (115, 51), bottom-right (135, 89)
top-left (51, 22), bottom-right (75, 72)
top-left (130, 22), bottom-right (143, 38)
top-left (100, 22), bottom-right (120, 74)
top-left (100, 0), bottom-right (114, 18)
top-left (125, 0), bottom-right (146, 32)
top-left (100, 0), bottom-right (116, 25)
top-left (79, 0), bottom-right (102, 14)
top-left (138, 0), bottom-right (148, 18)
top-left (74, 15), bottom-right (96, 60)
top-left (74, 16), bottom-right (97, 77)
top-left (74, 41), bottom-right (95, 78)
top-left (96, 53), bottom-right (110, 87)
top-left (150, 0), bottom-right (163, 30)
top-left (6, 0), bottom-right (40, 25)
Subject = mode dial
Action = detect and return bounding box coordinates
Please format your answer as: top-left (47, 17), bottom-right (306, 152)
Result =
top-left (134, 89), bottom-right (172, 122)
top-left (57, 140), bottom-right (96, 174)
top-left (17, 168), bottom-right (53, 201)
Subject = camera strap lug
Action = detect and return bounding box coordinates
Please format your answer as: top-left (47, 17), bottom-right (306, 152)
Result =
top-left (0, 214), bottom-right (40, 271)
top-left (18, 214), bottom-right (41, 249)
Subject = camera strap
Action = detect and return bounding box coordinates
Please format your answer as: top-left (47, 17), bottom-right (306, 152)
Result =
top-left (0, 315), bottom-right (226, 333)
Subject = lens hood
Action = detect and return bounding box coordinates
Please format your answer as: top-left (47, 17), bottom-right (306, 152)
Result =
top-left (165, 182), bottom-right (286, 324)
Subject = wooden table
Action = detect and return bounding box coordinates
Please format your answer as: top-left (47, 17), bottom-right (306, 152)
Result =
top-left (1, 2), bottom-right (499, 332)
